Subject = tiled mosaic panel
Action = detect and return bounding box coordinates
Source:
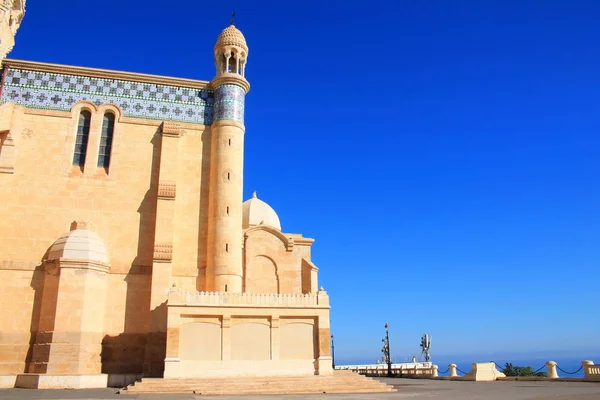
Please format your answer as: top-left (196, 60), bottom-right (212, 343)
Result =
top-left (0, 68), bottom-right (215, 124)
top-left (213, 84), bottom-right (245, 123)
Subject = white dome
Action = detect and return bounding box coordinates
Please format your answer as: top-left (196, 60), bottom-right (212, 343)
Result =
top-left (243, 191), bottom-right (281, 231)
top-left (47, 222), bottom-right (110, 264)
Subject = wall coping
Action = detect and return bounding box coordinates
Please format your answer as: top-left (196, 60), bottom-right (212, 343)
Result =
top-left (168, 288), bottom-right (329, 308)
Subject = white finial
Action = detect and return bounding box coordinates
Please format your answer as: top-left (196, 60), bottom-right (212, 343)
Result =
top-left (252, 190), bottom-right (257, 198)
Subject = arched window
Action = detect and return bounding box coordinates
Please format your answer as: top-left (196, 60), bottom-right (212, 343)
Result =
top-left (73, 110), bottom-right (91, 168)
top-left (97, 113), bottom-right (115, 170)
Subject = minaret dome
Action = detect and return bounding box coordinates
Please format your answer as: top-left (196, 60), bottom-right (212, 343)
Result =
top-left (214, 23), bottom-right (248, 78)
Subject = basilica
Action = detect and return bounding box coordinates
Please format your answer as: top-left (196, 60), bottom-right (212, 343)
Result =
top-left (0, 1), bottom-right (337, 389)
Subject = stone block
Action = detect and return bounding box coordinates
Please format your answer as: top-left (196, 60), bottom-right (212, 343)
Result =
top-left (0, 374), bottom-right (16, 388)
top-left (107, 373), bottom-right (142, 388)
top-left (462, 362), bottom-right (506, 381)
top-left (15, 373), bottom-right (108, 389)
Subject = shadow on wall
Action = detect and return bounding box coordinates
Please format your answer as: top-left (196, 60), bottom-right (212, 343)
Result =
top-left (102, 127), bottom-right (160, 376)
top-left (24, 264), bottom-right (46, 372)
top-left (196, 127), bottom-right (211, 291)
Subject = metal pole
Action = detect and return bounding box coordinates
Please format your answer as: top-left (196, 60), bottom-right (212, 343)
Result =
top-left (331, 334), bottom-right (335, 369)
top-left (385, 323), bottom-right (392, 377)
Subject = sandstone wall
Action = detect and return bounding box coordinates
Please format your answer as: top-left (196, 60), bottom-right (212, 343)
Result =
top-left (0, 103), bottom-right (208, 374)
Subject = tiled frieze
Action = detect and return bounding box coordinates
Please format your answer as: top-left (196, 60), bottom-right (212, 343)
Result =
top-left (213, 84), bottom-right (245, 124)
top-left (0, 68), bottom-right (215, 124)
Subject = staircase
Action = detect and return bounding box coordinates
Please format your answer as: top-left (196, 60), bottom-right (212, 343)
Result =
top-left (122, 370), bottom-right (396, 395)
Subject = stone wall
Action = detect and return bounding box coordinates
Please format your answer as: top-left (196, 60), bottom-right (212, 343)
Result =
top-left (0, 100), bottom-right (208, 374)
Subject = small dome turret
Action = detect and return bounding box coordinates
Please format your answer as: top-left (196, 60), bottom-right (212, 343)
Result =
top-left (214, 24), bottom-right (248, 54)
top-left (213, 22), bottom-right (248, 78)
top-left (46, 221), bottom-right (110, 265)
top-left (243, 191), bottom-right (281, 231)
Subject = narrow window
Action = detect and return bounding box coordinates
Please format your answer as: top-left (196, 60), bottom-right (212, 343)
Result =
top-left (97, 113), bottom-right (115, 171)
top-left (228, 138), bottom-right (231, 146)
top-left (225, 243), bottom-right (229, 252)
top-left (227, 172), bottom-right (231, 181)
top-left (225, 284), bottom-right (228, 292)
top-left (226, 206), bottom-right (230, 215)
top-left (73, 110), bottom-right (91, 168)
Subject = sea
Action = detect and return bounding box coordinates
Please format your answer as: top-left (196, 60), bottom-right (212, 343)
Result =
top-left (336, 356), bottom-right (599, 379)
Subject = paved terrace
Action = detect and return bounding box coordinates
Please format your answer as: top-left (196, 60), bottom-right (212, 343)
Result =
top-left (1, 378), bottom-right (600, 400)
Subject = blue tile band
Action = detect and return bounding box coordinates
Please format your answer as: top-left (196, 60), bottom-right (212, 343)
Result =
top-left (0, 68), bottom-right (215, 125)
top-left (213, 84), bottom-right (245, 124)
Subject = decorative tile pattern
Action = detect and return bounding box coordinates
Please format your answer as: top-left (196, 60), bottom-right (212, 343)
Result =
top-left (213, 84), bottom-right (245, 123)
top-left (0, 68), bottom-right (215, 124)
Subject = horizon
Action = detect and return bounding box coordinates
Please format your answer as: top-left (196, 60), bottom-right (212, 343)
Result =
top-left (8, 0), bottom-right (600, 362)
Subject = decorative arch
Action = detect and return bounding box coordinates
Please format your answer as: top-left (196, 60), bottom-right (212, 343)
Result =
top-left (97, 103), bottom-right (123, 122)
top-left (244, 224), bottom-right (294, 252)
top-left (70, 100), bottom-right (98, 115)
top-left (244, 255), bottom-right (279, 294)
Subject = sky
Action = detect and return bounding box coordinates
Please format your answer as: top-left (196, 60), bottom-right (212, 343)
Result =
top-left (10, 1), bottom-right (600, 364)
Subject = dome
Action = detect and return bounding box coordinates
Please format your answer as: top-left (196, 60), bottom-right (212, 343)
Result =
top-left (46, 221), bottom-right (110, 264)
top-left (243, 191), bottom-right (281, 231)
top-left (215, 24), bottom-right (248, 54)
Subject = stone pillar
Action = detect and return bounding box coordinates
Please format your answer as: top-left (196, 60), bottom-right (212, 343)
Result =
top-left (144, 121), bottom-right (180, 377)
top-left (221, 316), bottom-right (232, 361)
top-left (315, 296), bottom-right (333, 376)
top-left (546, 360), bottom-right (558, 379)
top-left (270, 316), bottom-right (280, 360)
top-left (449, 363), bottom-right (457, 377)
top-left (163, 309), bottom-right (181, 378)
top-left (582, 360), bottom-right (594, 380)
top-left (432, 364), bottom-right (439, 377)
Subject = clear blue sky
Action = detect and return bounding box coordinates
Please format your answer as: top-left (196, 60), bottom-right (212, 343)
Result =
top-left (11, 1), bottom-right (600, 364)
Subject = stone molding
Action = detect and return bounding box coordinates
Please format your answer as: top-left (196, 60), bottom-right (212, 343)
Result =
top-left (210, 119), bottom-right (245, 131)
top-left (244, 225), bottom-right (296, 252)
top-left (153, 243), bottom-right (173, 262)
top-left (43, 258), bottom-right (111, 274)
top-left (210, 74), bottom-right (250, 94)
top-left (161, 121), bottom-right (181, 137)
top-left (157, 181), bottom-right (176, 199)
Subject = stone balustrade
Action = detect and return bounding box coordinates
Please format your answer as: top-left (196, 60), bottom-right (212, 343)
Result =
top-left (168, 288), bottom-right (329, 308)
top-left (583, 360), bottom-right (600, 382)
top-left (440, 359), bottom-right (600, 382)
top-left (335, 363), bottom-right (435, 378)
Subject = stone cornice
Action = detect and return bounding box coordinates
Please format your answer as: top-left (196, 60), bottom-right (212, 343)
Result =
top-left (210, 119), bottom-right (245, 131)
top-left (3, 59), bottom-right (210, 90)
top-left (46, 258), bottom-right (111, 274)
top-left (295, 237), bottom-right (315, 246)
top-left (210, 73), bottom-right (250, 93)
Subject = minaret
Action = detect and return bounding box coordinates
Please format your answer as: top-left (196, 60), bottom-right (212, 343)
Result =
top-left (0, 0), bottom-right (26, 65)
top-left (206, 22), bottom-right (250, 293)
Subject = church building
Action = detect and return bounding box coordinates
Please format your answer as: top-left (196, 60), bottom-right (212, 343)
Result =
top-left (0, 2), bottom-right (335, 389)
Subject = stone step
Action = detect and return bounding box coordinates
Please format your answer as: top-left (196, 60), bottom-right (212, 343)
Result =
top-left (125, 386), bottom-right (395, 395)
top-left (123, 372), bottom-right (396, 395)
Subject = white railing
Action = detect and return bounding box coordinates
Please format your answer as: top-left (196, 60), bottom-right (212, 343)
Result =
top-left (336, 363), bottom-right (435, 377)
top-left (168, 288), bottom-right (329, 307)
